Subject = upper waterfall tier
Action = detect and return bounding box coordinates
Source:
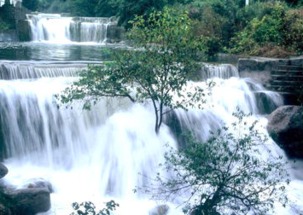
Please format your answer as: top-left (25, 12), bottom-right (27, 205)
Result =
top-left (0, 60), bottom-right (101, 79)
top-left (26, 13), bottom-right (118, 43)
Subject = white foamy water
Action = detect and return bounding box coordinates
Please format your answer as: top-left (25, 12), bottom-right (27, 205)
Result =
top-left (27, 13), bottom-right (116, 44)
top-left (0, 64), bottom-right (302, 215)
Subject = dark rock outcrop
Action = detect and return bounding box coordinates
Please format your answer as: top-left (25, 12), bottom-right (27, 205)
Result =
top-left (0, 163), bottom-right (8, 179)
top-left (10, 188), bottom-right (51, 215)
top-left (106, 25), bottom-right (125, 43)
top-left (254, 91), bottom-right (282, 114)
top-left (16, 20), bottom-right (31, 41)
top-left (267, 105), bottom-right (303, 158)
top-left (0, 164), bottom-right (52, 215)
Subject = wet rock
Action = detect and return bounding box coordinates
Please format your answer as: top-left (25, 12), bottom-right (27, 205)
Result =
top-left (267, 105), bottom-right (303, 158)
top-left (107, 25), bottom-right (125, 43)
top-left (254, 91), bottom-right (282, 114)
top-left (149, 204), bottom-right (169, 215)
top-left (0, 202), bottom-right (12, 215)
top-left (0, 163), bottom-right (8, 179)
top-left (23, 178), bottom-right (53, 193)
top-left (10, 188), bottom-right (51, 215)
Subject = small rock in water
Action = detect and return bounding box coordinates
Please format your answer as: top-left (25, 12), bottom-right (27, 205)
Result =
top-left (149, 204), bottom-right (169, 215)
top-left (0, 163), bottom-right (8, 179)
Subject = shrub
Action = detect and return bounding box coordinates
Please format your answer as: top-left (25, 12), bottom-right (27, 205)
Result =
top-left (144, 111), bottom-right (289, 215)
top-left (229, 2), bottom-right (288, 55)
top-left (70, 200), bottom-right (119, 215)
top-left (0, 18), bottom-right (9, 31)
top-left (282, 9), bottom-right (303, 54)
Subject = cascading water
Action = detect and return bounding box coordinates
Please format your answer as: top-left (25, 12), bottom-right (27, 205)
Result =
top-left (27, 13), bottom-right (117, 43)
top-left (0, 63), bottom-right (303, 215)
top-left (0, 60), bottom-right (97, 79)
top-left (200, 63), bottom-right (239, 80)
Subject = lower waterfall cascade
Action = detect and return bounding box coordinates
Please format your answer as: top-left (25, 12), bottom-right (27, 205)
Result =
top-left (0, 62), bottom-right (303, 215)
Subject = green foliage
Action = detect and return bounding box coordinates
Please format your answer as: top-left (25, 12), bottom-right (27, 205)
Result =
top-left (186, 0), bottom-right (247, 57)
top-left (282, 9), bottom-right (303, 54)
top-left (70, 200), bottom-right (119, 215)
top-left (0, 17), bottom-right (9, 30)
top-left (69, 0), bottom-right (102, 17)
top-left (22, 0), bottom-right (39, 11)
top-left (96, 0), bottom-right (192, 27)
top-left (227, 2), bottom-right (303, 56)
top-left (59, 7), bottom-right (208, 133)
top-left (229, 2), bottom-right (288, 55)
top-left (146, 111), bottom-right (289, 214)
top-left (43, 0), bottom-right (191, 25)
top-left (38, 0), bottom-right (72, 14)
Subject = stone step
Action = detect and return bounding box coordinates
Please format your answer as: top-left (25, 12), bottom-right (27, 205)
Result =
top-left (271, 69), bottom-right (303, 75)
top-left (270, 80), bottom-right (303, 85)
top-left (277, 65), bottom-right (303, 70)
top-left (269, 64), bottom-right (303, 95)
top-left (271, 75), bottom-right (303, 80)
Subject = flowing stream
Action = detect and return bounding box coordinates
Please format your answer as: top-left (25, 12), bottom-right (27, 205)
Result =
top-left (0, 13), bottom-right (303, 215)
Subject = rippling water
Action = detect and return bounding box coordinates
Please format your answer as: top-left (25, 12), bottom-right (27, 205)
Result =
top-left (0, 42), bottom-right (126, 61)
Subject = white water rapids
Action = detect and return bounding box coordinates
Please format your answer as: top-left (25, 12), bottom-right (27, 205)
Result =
top-left (0, 63), bottom-right (302, 214)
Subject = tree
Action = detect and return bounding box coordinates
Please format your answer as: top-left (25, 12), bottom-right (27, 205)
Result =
top-left (58, 7), bottom-right (209, 134)
top-left (22, 0), bottom-right (39, 11)
top-left (143, 111), bottom-right (289, 214)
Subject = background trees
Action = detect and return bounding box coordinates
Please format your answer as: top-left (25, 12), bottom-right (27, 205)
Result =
top-left (22, 0), bottom-right (39, 11)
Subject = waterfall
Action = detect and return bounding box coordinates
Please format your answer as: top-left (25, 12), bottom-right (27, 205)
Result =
top-left (26, 13), bottom-right (117, 43)
top-left (0, 60), bottom-right (104, 79)
top-left (200, 63), bottom-right (239, 80)
top-left (0, 63), bottom-right (303, 214)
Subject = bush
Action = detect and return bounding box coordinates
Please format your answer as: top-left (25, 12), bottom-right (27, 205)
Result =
top-left (144, 111), bottom-right (289, 215)
top-left (0, 18), bottom-right (9, 31)
top-left (282, 9), bottom-right (303, 54)
top-left (229, 2), bottom-right (288, 55)
top-left (70, 200), bottom-right (119, 215)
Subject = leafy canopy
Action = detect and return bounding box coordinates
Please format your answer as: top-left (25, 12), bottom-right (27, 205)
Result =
top-left (143, 111), bottom-right (289, 214)
top-left (59, 7), bottom-right (209, 133)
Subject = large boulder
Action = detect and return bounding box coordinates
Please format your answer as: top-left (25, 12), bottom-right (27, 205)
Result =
top-left (10, 188), bottom-right (51, 215)
top-left (267, 105), bottom-right (303, 158)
